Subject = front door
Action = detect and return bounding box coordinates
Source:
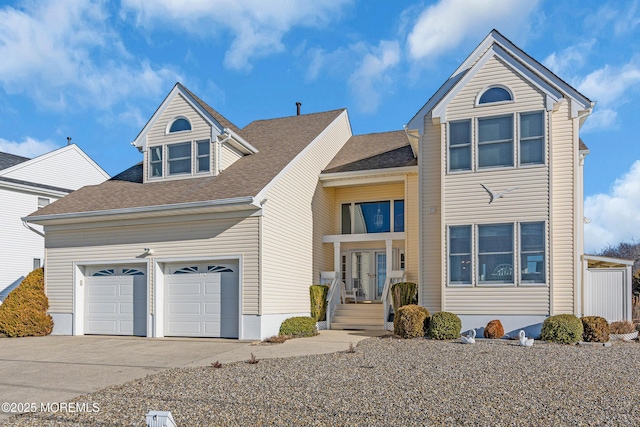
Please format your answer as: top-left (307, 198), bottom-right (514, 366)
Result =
top-left (347, 251), bottom-right (387, 301)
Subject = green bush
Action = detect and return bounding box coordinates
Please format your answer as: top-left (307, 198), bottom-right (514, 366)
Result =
top-left (391, 282), bottom-right (418, 313)
top-left (581, 316), bottom-right (609, 343)
top-left (309, 285), bottom-right (329, 321)
top-left (279, 316), bottom-right (318, 338)
top-left (540, 314), bottom-right (583, 344)
top-left (394, 305), bottom-right (430, 338)
top-left (428, 311), bottom-right (461, 340)
top-left (0, 268), bottom-right (53, 337)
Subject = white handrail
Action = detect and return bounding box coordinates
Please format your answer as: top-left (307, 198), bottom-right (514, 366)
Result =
top-left (321, 271), bottom-right (340, 329)
top-left (382, 270), bottom-right (406, 330)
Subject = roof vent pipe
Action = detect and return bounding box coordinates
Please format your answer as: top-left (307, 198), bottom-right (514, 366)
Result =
top-left (296, 102), bottom-right (301, 116)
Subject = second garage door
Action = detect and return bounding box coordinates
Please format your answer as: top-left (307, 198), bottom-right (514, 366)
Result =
top-left (165, 262), bottom-right (239, 338)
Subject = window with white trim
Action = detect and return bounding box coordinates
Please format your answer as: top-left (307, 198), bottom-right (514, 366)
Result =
top-left (150, 146), bottom-right (163, 178)
top-left (37, 197), bottom-right (50, 209)
top-left (519, 111), bottom-right (544, 165)
top-left (449, 120), bottom-right (471, 171)
top-left (169, 117), bottom-right (191, 133)
top-left (196, 140), bottom-right (210, 173)
top-left (168, 142), bottom-right (191, 175)
top-left (478, 224), bottom-right (514, 284)
top-left (149, 139), bottom-right (212, 179)
top-left (341, 200), bottom-right (404, 234)
top-left (448, 226), bottom-right (471, 285)
top-left (520, 222), bottom-right (545, 283)
top-left (478, 115), bottom-right (513, 168)
top-left (478, 86), bottom-right (512, 104)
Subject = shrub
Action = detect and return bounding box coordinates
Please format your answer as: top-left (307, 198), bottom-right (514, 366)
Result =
top-left (391, 282), bottom-right (418, 313)
top-left (394, 305), bottom-right (430, 338)
top-left (309, 285), bottom-right (329, 321)
top-left (610, 320), bottom-right (635, 335)
top-left (428, 311), bottom-right (461, 340)
top-left (581, 316), bottom-right (609, 343)
top-left (540, 314), bottom-right (583, 344)
top-left (483, 319), bottom-right (505, 339)
top-left (279, 316), bottom-right (318, 338)
top-left (0, 268), bottom-right (53, 338)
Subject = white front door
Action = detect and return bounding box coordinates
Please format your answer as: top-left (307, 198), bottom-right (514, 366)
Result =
top-left (85, 267), bottom-right (146, 336)
top-left (347, 251), bottom-right (387, 301)
top-left (165, 262), bottom-right (239, 338)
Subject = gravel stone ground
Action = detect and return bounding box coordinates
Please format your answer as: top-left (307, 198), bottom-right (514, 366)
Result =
top-left (4, 337), bottom-right (640, 426)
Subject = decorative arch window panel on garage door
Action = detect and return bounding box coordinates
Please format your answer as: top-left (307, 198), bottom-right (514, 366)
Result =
top-left (171, 265), bottom-right (234, 274)
top-left (91, 268), bottom-right (145, 277)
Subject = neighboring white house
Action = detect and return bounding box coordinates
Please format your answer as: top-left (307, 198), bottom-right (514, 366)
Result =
top-left (26, 30), bottom-right (624, 340)
top-left (0, 145), bottom-right (109, 300)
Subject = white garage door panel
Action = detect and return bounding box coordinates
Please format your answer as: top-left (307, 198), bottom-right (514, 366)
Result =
top-left (165, 262), bottom-right (239, 338)
top-left (85, 268), bottom-right (146, 336)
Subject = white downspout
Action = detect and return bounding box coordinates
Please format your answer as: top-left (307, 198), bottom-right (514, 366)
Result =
top-left (22, 220), bottom-right (44, 238)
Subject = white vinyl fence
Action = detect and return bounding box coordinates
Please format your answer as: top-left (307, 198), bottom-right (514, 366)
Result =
top-left (583, 268), bottom-right (631, 322)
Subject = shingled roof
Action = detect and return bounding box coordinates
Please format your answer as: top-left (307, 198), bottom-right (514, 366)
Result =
top-left (0, 151), bottom-right (29, 171)
top-left (324, 130), bottom-right (416, 174)
top-left (30, 109), bottom-right (345, 217)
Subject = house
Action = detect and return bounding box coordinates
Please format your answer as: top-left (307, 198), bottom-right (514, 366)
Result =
top-left (0, 145), bottom-right (109, 301)
top-left (26, 30), bottom-right (604, 340)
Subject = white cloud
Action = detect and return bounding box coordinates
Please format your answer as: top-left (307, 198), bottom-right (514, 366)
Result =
top-left (348, 41), bottom-right (401, 113)
top-left (585, 160), bottom-right (640, 253)
top-left (576, 63), bottom-right (640, 107)
top-left (121, 0), bottom-right (351, 71)
top-left (407, 0), bottom-right (540, 60)
top-left (543, 39), bottom-right (596, 77)
top-left (585, 1), bottom-right (640, 36)
top-left (0, 137), bottom-right (59, 158)
top-left (0, 1), bottom-right (179, 110)
top-left (581, 109), bottom-right (618, 133)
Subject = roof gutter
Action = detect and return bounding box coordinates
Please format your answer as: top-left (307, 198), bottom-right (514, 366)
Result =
top-left (22, 220), bottom-right (44, 237)
top-left (24, 196), bottom-right (259, 225)
top-left (224, 128), bottom-right (259, 154)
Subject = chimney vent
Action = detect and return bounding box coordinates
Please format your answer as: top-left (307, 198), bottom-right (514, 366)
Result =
top-left (296, 102), bottom-right (301, 116)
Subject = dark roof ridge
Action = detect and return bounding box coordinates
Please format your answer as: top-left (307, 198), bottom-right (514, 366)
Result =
top-left (244, 108), bottom-right (346, 127)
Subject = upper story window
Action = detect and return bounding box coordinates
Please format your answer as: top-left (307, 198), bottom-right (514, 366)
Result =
top-left (478, 86), bottom-right (513, 104)
top-left (449, 120), bottom-right (471, 171)
top-left (37, 197), bottom-right (50, 209)
top-left (169, 117), bottom-right (191, 133)
top-left (341, 200), bottom-right (404, 234)
top-left (478, 115), bottom-right (513, 168)
top-left (519, 112), bottom-right (544, 165)
top-left (148, 140), bottom-right (211, 179)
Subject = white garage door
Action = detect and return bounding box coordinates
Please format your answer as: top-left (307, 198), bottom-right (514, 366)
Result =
top-left (85, 267), bottom-right (147, 336)
top-left (165, 262), bottom-right (239, 338)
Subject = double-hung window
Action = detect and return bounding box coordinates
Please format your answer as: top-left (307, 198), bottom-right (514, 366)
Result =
top-left (519, 112), bottom-right (544, 165)
top-left (196, 140), bottom-right (210, 173)
top-left (520, 222), bottom-right (545, 283)
top-left (449, 120), bottom-right (471, 171)
top-left (478, 115), bottom-right (513, 168)
top-left (150, 146), bottom-right (163, 178)
top-left (449, 226), bottom-right (472, 284)
top-left (478, 224), bottom-right (513, 284)
top-left (168, 142), bottom-right (191, 175)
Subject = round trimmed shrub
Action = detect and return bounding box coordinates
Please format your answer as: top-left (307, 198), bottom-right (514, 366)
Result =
top-left (581, 316), bottom-right (609, 343)
top-left (540, 314), bottom-right (583, 344)
top-left (609, 320), bottom-right (635, 335)
top-left (428, 311), bottom-right (461, 340)
top-left (483, 319), bottom-right (505, 339)
top-left (394, 304), bottom-right (430, 338)
top-left (279, 316), bottom-right (318, 338)
top-left (0, 268), bottom-right (53, 337)
top-left (309, 285), bottom-right (329, 321)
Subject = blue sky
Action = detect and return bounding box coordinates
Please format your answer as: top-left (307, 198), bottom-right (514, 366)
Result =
top-left (0, 0), bottom-right (638, 253)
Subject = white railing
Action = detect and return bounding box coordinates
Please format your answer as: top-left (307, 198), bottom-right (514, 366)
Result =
top-left (382, 270), bottom-right (406, 330)
top-left (321, 271), bottom-right (340, 330)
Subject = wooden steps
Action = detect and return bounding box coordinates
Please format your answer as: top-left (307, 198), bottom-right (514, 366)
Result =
top-left (330, 303), bottom-right (384, 330)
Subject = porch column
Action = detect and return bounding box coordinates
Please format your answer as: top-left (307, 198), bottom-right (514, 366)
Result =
top-left (386, 239), bottom-right (393, 275)
top-left (334, 242), bottom-right (341, 276)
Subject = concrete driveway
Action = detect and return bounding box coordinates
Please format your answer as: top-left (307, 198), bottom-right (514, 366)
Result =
top-left (0, 335), bottom-right (249, 419)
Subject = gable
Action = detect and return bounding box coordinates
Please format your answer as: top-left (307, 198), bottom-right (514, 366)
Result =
top-left (0, 145), bottom-right (108, 190)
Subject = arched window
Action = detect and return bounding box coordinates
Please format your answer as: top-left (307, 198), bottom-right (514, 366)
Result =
top-left (478, 86), bottom-right (512, 104)
top-left (169, 117), bottom-right (191, 133)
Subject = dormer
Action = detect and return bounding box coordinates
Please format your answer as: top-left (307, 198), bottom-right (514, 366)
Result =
top-left (132, 83), bottom-right (257, 183)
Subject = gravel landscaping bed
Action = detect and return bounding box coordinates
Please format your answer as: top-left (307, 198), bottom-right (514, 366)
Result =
top-left (4, 337), bottom-right (640, 426)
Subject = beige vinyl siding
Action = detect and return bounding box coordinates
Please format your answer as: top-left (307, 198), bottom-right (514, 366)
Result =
top-left (333, 183), bottom-right (405, 233)
top-left (550, 100), bottom-right (575, 314)
top-left (447, 56), bottom-right (546, 121)
top-left (445, 287), bottom-right (549, 315)
top-left (312, 186), bottom-right (335, 279)
top-left (44, 215), bottom-right (260, 315)
top-left (405, 173), bottom-right (419, 283)
top-left (220, 143), bottom-right (243, 171)
top-left (439, 54), bottom-right (553, 315)
top-left (145, 93), bottom-right (214, 182)
top-left (420, 117), bottom-right (442, 312)
top-left (261, 112), bottom-right (351, 315)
